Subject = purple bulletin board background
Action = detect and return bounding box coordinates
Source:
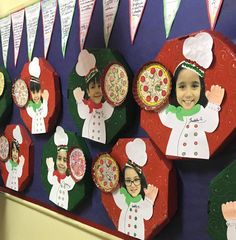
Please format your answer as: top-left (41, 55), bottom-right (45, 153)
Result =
top-left (1, 1), bottom-right (236, 239)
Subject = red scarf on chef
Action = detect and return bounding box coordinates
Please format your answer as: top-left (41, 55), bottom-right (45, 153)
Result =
top-left (83, 99), bottom-right (102, 113)
top-left (53, 170), bottom-right (66, 183)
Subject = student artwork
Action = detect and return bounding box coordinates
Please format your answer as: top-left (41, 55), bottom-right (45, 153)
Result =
top-left (15, 57), bottom-right (61, 134)
top-left (0, 66), bottom-right (12, 126)
top-left (208, 160), bottom-right (236, 240)
top-left (140, 30), bottom-right (236, 160)
top-left (68, 48), bottom-right (131, 144)
top-left (41, 126), bottom-right (90, 211)
top-left (0, 124), bottom-right (33, 192)
top-left (102, 138), bottom-right (177, 240)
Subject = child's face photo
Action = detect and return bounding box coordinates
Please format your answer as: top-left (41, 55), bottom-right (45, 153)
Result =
top-left (12, 144), bottom-right (19, 163)
top-left (87, 81), bottom-right (102, 104)
top-left (56, 150), bottom-right (67, 174)
top-left (176, 69), bottom-right (201, 110)
top-left (30, 90), bottom-right (41, 104)
top-left (124, 167), bottom-right (141, 198)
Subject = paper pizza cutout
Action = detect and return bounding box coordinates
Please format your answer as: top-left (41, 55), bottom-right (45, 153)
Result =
top-left (68, 48), bottom-right (132, 144)
top-left (41, 126), bottom-right (91, 211)
top-left (141, 30), bottom-right (236, 160)
top-left (12, 78), bottom-right (29, 108)
top-left (208, 160), bottom-right (236, 240)
top-left (101, 138), bottom-right (177, 239)
top-left (0, 124), bottom-right (33, 192)
top-left (0, 66), bottom-right (12, 127)
top-left (92, 153), bottom-right (120, 193)
top-left (18, 57), bottom-right (61, 134)
top-left (133, 62), bottom-right (172, 111)
top-left (0, 135), bottom-right (9, 161)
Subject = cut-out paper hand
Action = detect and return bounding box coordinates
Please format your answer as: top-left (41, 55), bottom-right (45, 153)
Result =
top-left (205, 85), bottom-right (225, 106)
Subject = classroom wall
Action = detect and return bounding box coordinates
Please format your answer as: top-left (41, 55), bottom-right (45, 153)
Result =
top-left (1, 1), bottom-right (236, 240)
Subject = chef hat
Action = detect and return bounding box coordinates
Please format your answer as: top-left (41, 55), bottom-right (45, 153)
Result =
top-left (176, 32), bottom-right (213, 78)
top-left (54, 126), bottom-right (68, 151)
top-left (125, 138), bottom-right (147, 172)
top-left (29, 57), bottom-right (41, 84)
top-left (75, 49), bottom-right (98, 84)
top-left (13, 125), bottom-right (23, 147)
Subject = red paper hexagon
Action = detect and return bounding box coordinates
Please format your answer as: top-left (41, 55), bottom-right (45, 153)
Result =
top-left (19, 58), bottom-right (61, 134)
top-left (101, 138), bottom-right (177, 239)
top-left (0, 124), bottom-right (33, 191)
top-left (141, 30), bottom-right (236, 160)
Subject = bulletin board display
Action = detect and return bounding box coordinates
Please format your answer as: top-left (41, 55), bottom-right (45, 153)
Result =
top-left (1, 1), bottom-right (236, 240)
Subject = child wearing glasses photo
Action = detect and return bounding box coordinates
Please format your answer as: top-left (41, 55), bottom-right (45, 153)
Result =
top-left (112, 138), bottom-right (158, 240)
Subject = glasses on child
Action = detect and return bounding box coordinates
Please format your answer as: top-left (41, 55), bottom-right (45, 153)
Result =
top-left (125, 178), bottom-right (141, 186)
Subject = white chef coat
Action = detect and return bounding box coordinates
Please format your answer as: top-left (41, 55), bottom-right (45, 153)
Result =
top-left (5, 159), bottom-right (24, 191)
top-left (26, 99), bottom-right (48, 134)
top-left (226, 220), bottom-right (236, 240)
top-left (47, 169), bottom-right (75, 210)
top-left (113, 188), bottom-right (154, 240)
top-left (158, 102), bottom-right (220, 159)
top-left (76, 100), bottom-right (114, 144)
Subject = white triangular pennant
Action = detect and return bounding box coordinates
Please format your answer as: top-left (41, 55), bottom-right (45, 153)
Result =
top-left (0, 15), bottom-right (11, 67)
top-left (78, 0), bottom-right (96, 50)
top-left (206, 0), bottom-right (223, 30)
top-left (103, 0), bottom-right (120, 47)
top-left (25, 2), bottom-right (40, 60)
top-left (163, 0), bottom-right (181, 38)
top-left (41, 0), bottom-right (57, 58)
top-left (129, 0), bottom-right (147, 44)
top-left (11, 9), bottom-right (24, 66)
top-left (58, 0), bottom-right (76, 57)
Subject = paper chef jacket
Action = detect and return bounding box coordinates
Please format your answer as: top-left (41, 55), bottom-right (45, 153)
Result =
top-left (113, 189), bottom-right (154, 240)
top-left (226, 220), bottom-right (236, 240)
top-left (158, 103), bottom-right (220, 159)
top-left (76, 101), bottom-right (114, 144)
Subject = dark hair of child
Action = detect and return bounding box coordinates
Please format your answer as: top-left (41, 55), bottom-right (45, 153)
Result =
top-left (11, 141), bottom-right (19, 160)
top-left (30, 80), bottom-right (41, 92)
top-left (121, 165), bottom-right (147, 199)
top-left (86, 74), bottom-right (100, 90)
top-left (169, 64), bottom-right (208, 108)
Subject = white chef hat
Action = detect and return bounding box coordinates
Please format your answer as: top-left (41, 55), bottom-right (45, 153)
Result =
top-left (54, 126), bottom-right (68, 151)
top-left (176, 32), bottom-right (214, 78)
top-left (13, 125), bottom-right (23, 147)
top-left (29, 57), bottom-right (41, 84)
top-left (125, 138), bottom-right (147, 173)
top-left (75, 49), bottom-right (98, 84)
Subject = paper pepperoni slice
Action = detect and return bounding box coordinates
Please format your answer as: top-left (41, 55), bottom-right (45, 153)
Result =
top-left (68, 147), bottom-right (86, 182)
top-left (92, 153), bottom-right (120, 192)
top-left (133, 62), bottom-right (172, 111)
top-left (12, 78), bottom-right (29, 108)
top-left (101, 63), bottom-right (129, 106)
top-left (0, 72), bottom-right (5, 96)
top-left (0, 135), bottom-right (9, 162)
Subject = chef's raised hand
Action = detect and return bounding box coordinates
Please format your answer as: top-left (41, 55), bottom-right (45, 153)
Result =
top-left (42, 89), bottom-right (49, 101)
top-left (73, 87), bottom-right (85, 103)
top-left (19, 155), bottom-right (25, 166)
top-left (222, 201), bottom-right (236, 221)
top-left (205, 85), bottom-right (225, 106)
top-left (144, 184), bottom-right (159, 204)
top-left (46, 157), bottom-right (54, 170)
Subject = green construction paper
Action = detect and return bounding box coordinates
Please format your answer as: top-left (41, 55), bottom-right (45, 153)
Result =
top-left (208, 160), bottom-right (236, 240)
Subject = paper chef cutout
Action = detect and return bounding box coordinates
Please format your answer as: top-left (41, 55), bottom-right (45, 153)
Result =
top-left (163, 0), bottom-right (181, 38)
top-left (129, 0), bottom-right (147, 44)
top-left (157, 32), bottom-right (224, 159)
top-left (0, 16), bottom-right (11, 67)
top-left (103, 0), bottom-right (120, 47)
top-left (11, 9), bottom-right (25, 66)
top-left (41, 0), bottom-right (57, 58)
top-left (73, 49), bottom-right (114, 144)
top-left (79, 0), bottom-right (96, 50)
top-left (125, 138), bottom-right (147, 167)
top-left (25, 2), bottom-right (40, 60)
top-left (206, 0), bottom-right (223, 30)
top-left (183, 32), bottom-right (213, 69)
